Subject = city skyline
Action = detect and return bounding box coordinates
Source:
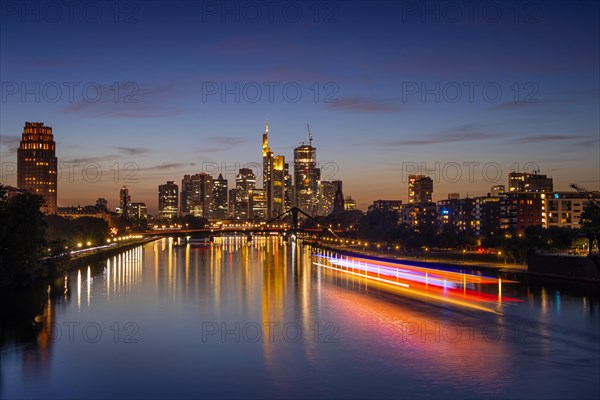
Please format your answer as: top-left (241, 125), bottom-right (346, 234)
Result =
top-left (1, 1), bottom-right (598, 212)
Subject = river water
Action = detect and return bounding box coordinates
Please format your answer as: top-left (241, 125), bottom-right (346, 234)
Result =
top-left (1, 237), bottom-right (599, 399)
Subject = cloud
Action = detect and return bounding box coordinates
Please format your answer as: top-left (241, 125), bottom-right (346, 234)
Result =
top-left (61, 81), bottom-right (186, 118)
top-left (0, 135), bottom-right (20, 153)
top-left (511, 135), bottom-right (588, 144)
top-left (1, 58), bottom-right (78, 69)
top-left (141, 163), bottom-right (190, 171)
top-left (389, 123), bottom-right (500, 146)
top-left (326, 97), bottom-right (401, 113)
top-left (61, 155), bottom-right (120, 164)
top-left (197, 136), bottom-right (248, 152)
top-left (114, 146), bottom-right (151, 155)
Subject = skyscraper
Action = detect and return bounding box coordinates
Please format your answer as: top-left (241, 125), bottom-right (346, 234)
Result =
top-left (317, 180), bottom-right (336, 216)
top-left (235, 168), bottom-right (256, 220)
top-left (119, 186), bottom-right (130, 216)
top-left (212, 173), bottom-right (228, 220)
top-left (294, 141), bottom-right (319, 216)
top-left (262, 120), bottom-right (286, 219)
top-left (332, 180), bottom-right (345, 214)
top-left (17, 122), bottom-right (58, 214)
top-left (408, 175), bottom-right (433, 203)
top-left (181, 173), bottom-right (213, 218)
top-left (158, 181), bottom-right (179, 219)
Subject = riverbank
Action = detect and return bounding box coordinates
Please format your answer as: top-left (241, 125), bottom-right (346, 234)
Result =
top-left (64, 236), bottom-right (159, 268)
top-left (306, 241), bottom-right (528, 274)
top-left (0, 237), bottom-right (159, 288)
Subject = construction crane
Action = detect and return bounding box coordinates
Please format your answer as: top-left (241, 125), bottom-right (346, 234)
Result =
top-left (570, 184), bottom-right (600, 208)
top-left (307, 123), bottom-right (313, 146)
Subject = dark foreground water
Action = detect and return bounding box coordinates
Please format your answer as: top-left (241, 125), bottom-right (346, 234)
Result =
top-left (1, 237), bottom-right (599, 399)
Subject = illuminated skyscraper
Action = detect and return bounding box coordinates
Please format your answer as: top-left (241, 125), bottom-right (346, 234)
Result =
top-left (17, 122), bottom-right (58, 214)
top-left (294, 141), bottom-right (319, 216)
top-left (262, 120), bottom-right (286, 219)
top-left (317, 180), bottom-right (336, 216)
top-left (235, 168), bottom-right (256, 220)
top-left (119, 186), bottom-right (130, 216)
top-left (158, 181), bottom-right (179, 219)
top-left (212, 173), bottom-right (228, 220)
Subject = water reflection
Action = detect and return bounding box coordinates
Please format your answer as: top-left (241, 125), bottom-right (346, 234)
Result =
top-left (1, 237), bottom-right (599, 399)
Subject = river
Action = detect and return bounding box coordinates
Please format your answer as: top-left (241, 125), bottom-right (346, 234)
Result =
top-left (1, 236), bottom-right (599, 399)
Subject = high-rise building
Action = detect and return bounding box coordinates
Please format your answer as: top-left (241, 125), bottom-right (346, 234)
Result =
top-left (249, 188), bottom-right (267, 220)
top-left (408, 175), bottom-right (433, 203)
top-left (228, 188), bottom-right (238, 219)
top-left (508, 171), bottom-right (553, 193)
top-left (235, 168), bottom-right (256, 220)
top-left (262, 120), bottom-right (286, 219)
top-left (212, 173), bottom-right (228, 220)
top-left (17, 122), bottom-right (58, 214)
top-left (128, 202), bottom-right (148, 221)
top-left (119, 186), bottom-right (130, 216)
top-left (447, 193), bottom-right (460, 200)
top-left (181, 173), bottom-right (213, 218)
top-left (294, 142), bottom-right (319, 215)
top-left (158, 181), bottom-right (179, 219)
top-left (284, 162), bottom-right (293, 209)
top-left (332, 180), bottom-right (345, 214)
top-left (317, 180), bottom-right (337, 216)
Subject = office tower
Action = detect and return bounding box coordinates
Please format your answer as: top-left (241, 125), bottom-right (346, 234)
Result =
top-left (284, 162), bottom-right (293, 209)
top-left (317, 180), bottom-right (337, 216)
top-left (119, 186), bottom-right (130, 216)
top-left (16, 122), bottom-right (58, 213)
top-left (262, 120), bottom-right (286, 219)
top-left (294, 141), bottom-right (319, 216)
top-left (180, 175), bottom-right (193, 214)
top-left (332, 180), bottom-right (345, 214)
top-left (508, 171), bottom-right (553, 193)
top-left (249, 188), bottom-right (267, 220)
top-left (272, 155), bottom-right (286, 217)
top-left (262, 120), bottom-right (274, 217)
top-left (408, 175), bottom-right (433, 203)
top-left (158, 181), bottom-right (179, 219)
top-left (128, 202), bottom-right (148, 221)
top-left (181, 173), bottom-right (213, 218)
top-left (491, 185), bottom-right (505, 197)
top-left (212, 173), bottom-right (228, 220)
top-left (228, 189), bottom-right (237, 219)
top-left (235, 168), bottom-right (256, 220)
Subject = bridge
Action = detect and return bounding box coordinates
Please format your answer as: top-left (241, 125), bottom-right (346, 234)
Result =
top-left (143, 207), bottom-right (341, 239)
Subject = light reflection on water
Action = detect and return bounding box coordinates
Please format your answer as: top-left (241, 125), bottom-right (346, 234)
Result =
top-left (1, 237), bottom-right (599, 399)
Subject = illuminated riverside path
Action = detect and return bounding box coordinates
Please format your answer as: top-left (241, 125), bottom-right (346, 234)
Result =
top-left (1, 237), bottom-right (599, 399)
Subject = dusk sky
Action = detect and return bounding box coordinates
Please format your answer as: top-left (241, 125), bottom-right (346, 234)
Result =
top-left (1, 0), bottom-right (598, 213)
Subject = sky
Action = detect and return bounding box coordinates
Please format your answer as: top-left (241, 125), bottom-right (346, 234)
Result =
top-left (1, 0), bottom-right (599, 213)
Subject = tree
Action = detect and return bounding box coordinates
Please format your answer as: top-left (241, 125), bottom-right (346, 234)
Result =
top-left (0, 190), bottom-right (47, 283)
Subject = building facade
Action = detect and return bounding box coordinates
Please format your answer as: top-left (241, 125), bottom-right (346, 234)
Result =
top-left (158, 181), bottom-right (179, 219)
top-left (17, 122), bottom-right (58, 213)
top-left (294, 143), bottom-right (319, 215)
top-left (408, 175), bottom-right (433, 204)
